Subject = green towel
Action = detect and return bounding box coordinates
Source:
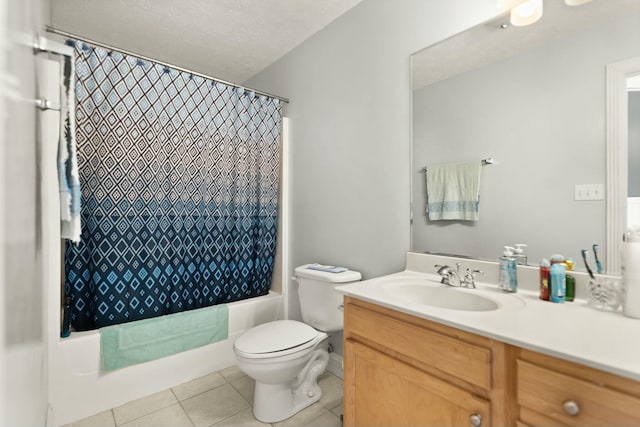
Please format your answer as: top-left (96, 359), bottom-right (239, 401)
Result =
top-left (426, 161), bottom-right (482, 221)
top-left (100, 304), bottom-right (229, 372)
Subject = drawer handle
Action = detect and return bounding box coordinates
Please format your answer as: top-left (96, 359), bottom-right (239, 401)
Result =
top-left (469, 413), bottom-right (482, 427)
top-left (562, 400), bottom-right (580, 416)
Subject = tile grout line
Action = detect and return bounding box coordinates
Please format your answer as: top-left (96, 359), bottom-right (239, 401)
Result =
top-left (173, 375), bottom-right (230, 402)
top-left (206, 381), bottom-right (254, 427)
top-left (110, 409), bottom-right (117, 427)
top-left (114, 389), bottom-right (185, 426)
top-left (175, 371), bottom-right (247, 427)
top-left (171, 387), bottom-right (196, 427)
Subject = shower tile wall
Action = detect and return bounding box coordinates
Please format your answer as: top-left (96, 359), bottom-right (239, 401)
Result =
top-left (64, 367), bottom-right (343, 427)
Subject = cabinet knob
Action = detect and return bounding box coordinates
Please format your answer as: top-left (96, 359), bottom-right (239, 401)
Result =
top-left (469, 413), bottom-right (482, 427)
top-left (562, 400), bottom-right (580, 416)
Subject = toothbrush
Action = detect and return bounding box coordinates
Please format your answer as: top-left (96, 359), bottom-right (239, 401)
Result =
top-left (593, 244), bottom-right (603, 274)
top-left (581, 249), bottom-right (596, 279)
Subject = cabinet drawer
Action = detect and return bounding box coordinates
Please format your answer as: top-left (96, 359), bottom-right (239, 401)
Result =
top-left (345, 301), bottom-right (491, 390)
top-left (517, 360), bottom-right (640, 426)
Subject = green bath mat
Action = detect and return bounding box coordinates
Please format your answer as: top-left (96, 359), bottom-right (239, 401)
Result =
top-left (100, 304), bottom-right (228, 372)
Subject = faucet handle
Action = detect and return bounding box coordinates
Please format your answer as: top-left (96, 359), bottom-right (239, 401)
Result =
top-left (434, 264), bottom-right (452, 285)
top-left (434, 264), bottom-right (449, 274)
top-left (463, 268), bottom-right (484, 288)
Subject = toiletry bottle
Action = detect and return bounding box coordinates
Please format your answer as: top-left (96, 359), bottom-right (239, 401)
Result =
top-left (549, 254), bottom-right (565, 266)
top-left (513, 244), bottom-right (528, 265)
top-left (539, 258), bottom-right (550, 301)
top-left (61, 296), bottom-right (72, 338)
top-left (550, 263), bottom-right (566, 303)
top-left (564, 259), bottom-right (575, 302)
top-left (500, 246), bottom-right (517, 292)
top-left (508, 254), bottom-right (518, 292)
top-left (623, 229), bottom-right (640, 318)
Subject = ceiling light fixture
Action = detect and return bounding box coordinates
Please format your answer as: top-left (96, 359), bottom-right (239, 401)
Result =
top-left (499, 0), bottom-right (592, 28)
top-left (510, 0), bottom-right (543, 27)
top-left (496, 0), bottom-right (527, 12)
top-left (564, 0), bottom-right (593, 5)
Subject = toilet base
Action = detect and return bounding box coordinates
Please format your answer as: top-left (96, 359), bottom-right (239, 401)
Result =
top-left (253, 381), bottom-right (322, 423)
top-left (252, 349), bottom-right (329, 423)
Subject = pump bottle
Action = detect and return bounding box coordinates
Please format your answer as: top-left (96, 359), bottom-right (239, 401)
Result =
top-left (499, 246), bottom-right (518, 292)
top-left (513, 244), bottom-right (528, 265)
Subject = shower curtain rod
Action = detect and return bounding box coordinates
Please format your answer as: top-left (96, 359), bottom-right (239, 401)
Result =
top-left (45, 26), bottom-right (290, 104)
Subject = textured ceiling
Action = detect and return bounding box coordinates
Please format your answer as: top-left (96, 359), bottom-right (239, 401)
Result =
top-left (412, 0), bottom-right (640, 90)
top-left (50, 0), bottom-right (363, 84)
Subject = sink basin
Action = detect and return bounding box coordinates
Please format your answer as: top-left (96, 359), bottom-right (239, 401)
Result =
top-left (385, 284), bottom-right (499, 311)
top-left (340, 274), bottom-right (526, 312)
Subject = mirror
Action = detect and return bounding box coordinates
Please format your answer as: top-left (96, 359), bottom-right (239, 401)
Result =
top-left (630, 76), bottom-right (640, 230)
top-left (605, 55), bottom-right (640, 274)
top-left (410, 0), bottom-right (640, 273)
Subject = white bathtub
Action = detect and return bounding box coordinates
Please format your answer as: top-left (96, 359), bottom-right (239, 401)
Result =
top-left (38, 78), bottom-right (293, 426)
top-left (49, 292), bottom-right (282, 426)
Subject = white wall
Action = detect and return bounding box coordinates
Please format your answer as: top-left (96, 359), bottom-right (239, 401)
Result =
top-left (1, 0), bottom-right (50, 425)
top-left (245, 0), bottom-right (499, 353)
top-left (412, 12), bottom-right (640, 269)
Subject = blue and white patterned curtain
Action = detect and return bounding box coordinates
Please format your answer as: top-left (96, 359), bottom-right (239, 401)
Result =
top-left (65, 41), bottom-right (282, 331)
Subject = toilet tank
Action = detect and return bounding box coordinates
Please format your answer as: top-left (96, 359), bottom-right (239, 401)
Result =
top-left (294, 265), bottom-right (362, 332)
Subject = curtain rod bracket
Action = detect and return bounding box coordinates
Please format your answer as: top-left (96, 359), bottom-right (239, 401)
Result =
top-left (33, 35), bottom-right (74, 57)
top-left (35, 98), bottom-right (61, 111)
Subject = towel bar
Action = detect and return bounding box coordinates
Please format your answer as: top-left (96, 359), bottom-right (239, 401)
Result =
top-left (422, 157), bottom-right (494, 173)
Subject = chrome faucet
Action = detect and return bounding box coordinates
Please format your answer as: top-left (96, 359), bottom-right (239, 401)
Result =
top-left (434, 263), bottom-right (461, 287)
top-left (435, 264), bottom-right (484, 289)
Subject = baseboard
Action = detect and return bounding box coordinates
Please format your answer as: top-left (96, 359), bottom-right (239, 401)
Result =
top-left (326, 352), bottom-right (343, 379)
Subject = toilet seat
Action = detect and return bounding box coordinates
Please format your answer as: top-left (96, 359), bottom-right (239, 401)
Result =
top-left (234, 320), bottom-right (324, 360)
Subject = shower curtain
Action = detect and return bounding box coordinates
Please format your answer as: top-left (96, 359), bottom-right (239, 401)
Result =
top-left (65, 41), bottom-right (282, 331)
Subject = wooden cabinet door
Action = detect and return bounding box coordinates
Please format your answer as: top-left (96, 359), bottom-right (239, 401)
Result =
top-left (344, 339), bottom-right (490, 427)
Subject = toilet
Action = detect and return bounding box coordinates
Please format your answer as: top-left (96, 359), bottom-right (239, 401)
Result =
top-left (233, 264), bottom-right (361, 423)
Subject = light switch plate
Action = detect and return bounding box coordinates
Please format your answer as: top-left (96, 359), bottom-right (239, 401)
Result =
top-left (575, 184), bottom-right (604, 200)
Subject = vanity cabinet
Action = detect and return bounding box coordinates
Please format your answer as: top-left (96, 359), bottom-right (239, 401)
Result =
top-left (343, 297), bottom-right (517, 427)
top-left (516, 349), bottom-right (640, 427)
top-left (343, 296), bottom-right (640, 427)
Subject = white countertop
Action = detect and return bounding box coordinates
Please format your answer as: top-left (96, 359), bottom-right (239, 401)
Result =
top-left (336, 254), bottom-right (640, 382)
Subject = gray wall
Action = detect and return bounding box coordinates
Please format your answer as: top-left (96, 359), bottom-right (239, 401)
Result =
top-left (246, 0), bottom-right (498, 321)
top-left (412, 12), bottom-right (640, 269)
top-left (630, 91), bottom-right (640, 197)
top-left (246, 0), bottom-right (499, 354)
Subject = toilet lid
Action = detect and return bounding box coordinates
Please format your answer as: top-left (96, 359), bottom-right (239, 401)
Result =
top-left (234, 320), bottom-right (319, 354)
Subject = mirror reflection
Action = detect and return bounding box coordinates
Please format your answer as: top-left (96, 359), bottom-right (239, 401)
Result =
top-left (410, 0), bottom-right (640, 272)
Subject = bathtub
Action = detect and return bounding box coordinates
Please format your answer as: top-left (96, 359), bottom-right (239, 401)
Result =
top-left (49, 292), bottom-right (282, 426)
top-left (38, 77), bottom-right (293, 426)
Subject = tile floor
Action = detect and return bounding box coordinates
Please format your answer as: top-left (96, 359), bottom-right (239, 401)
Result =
top-left (64, 366), bottom-right (343, 427)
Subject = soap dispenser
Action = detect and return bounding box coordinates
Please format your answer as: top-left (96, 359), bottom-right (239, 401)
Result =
top-left (513, 244), bottom-right (528, 265)
top-left (499, 246), bottom-right (518, 293)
